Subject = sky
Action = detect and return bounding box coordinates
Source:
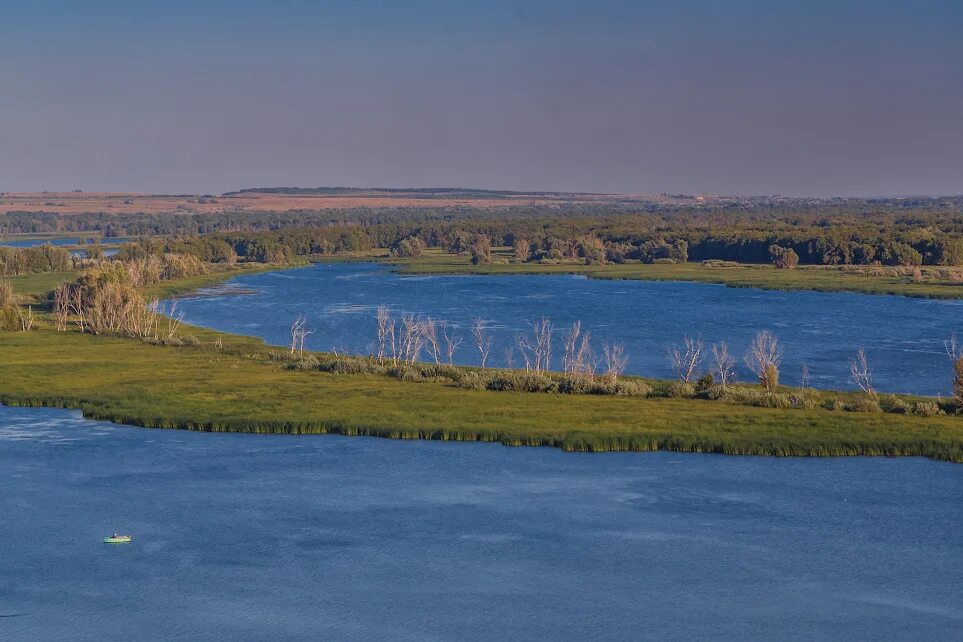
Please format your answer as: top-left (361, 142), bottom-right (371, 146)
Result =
top-left (1, 0), bottom-right (961, 196)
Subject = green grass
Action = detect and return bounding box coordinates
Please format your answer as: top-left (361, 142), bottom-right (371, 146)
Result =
top-left (10, 271), bottom-right (78, 301)
top-left (387, 249), bottom-right (963, 299)
top-left (3, 261), bottom-right (961, 462)
top-left (0, 327), bottom-right (960, 462)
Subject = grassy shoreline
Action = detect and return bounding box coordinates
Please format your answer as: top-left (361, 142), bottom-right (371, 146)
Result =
top-left (385, 249), bottom-right (963, 299)
top-left (4, 263), bottom-right (961, 462)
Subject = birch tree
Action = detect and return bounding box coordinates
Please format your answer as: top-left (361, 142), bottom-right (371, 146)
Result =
top-left (711, 342), bottom-right (736, 389)
top-left (668, 336), bottom-right (704, 383)
top-left (471, 318), bottom-right (493, 368)
top-left (849, 347), bottom-right (873, 396)
top-left (745, 330), bottom-right (781, 396)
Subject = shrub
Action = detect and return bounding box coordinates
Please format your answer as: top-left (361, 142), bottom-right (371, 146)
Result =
top-left (910, 401), bottom-right (943, 417)
top-left (612, 380), bottom-right (652, 397)
top-left (787, 390), bottom-right (820, 409)
top-left (880, 395), bottom-right (910, 414)
top-left (666, 381), bottom-right (696, 398)
top-left (387, 365), bottom-right (422, 382)
top-left (418, 364), bottom-right (462, 381)
top-left (823, 398), bottom-right (846, 412)
top-left (695, 373), bottom-right (714, 392)
top-left (557, 376), bottom-right (592, 394)
top-left (846, 397), bottom-right (882, 413)
top-left (181, 335), bottom-right (201, 346)
top-left (458, 372), bottom-right (486, 391)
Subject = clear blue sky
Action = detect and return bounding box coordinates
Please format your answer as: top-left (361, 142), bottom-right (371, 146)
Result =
top-left (1, 0), bottom-right (961, 196)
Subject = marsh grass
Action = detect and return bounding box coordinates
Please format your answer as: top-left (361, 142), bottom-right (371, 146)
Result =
top-left (0, 326), bottom-right (960, 462)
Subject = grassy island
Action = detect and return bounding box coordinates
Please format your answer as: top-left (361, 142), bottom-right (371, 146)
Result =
top-left (2, 267), bottom-right (961, 463)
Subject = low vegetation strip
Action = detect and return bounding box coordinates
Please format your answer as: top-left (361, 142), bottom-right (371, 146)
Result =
top-left (388, 251), bottom-right (963, 299)
top-left (0, 329), bottom-right (961, 462)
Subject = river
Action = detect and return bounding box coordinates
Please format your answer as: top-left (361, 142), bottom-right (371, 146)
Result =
top-left (168, 262), bottom-right (961, 395)
top-left (1, 406), bottom-right (960, 640)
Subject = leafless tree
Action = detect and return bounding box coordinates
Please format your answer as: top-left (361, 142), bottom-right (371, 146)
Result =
top-left (503, 345), bottom-right (515, 369)
top-left (289, 315), bottom-right (311, 357)
top-left (53, 283), bottom-right (70, 331)
top-left (668, 336), bottom-right (704, 383)
top-left (711, 342), bottom-right (736, 388)
top-left (601, 342), bottom-right (628, 383)
top-left (376, 306), bottom-right (397, 366)
top-left (16, 305), bottom-right (34, 331)
top-left (163, 299), bottom-right (183, 339)
top-left (745, 330), bottom-right (782, 396)
top-left (472, 318), bottom-right (493, 368)
top-left (399, 313), bottom-right (425, 364)
top-left (947, 334), bottom-right (963, 405)
top-left (800, 363), bottom-right (811, 390)
top-left (422, 317), bottom-right (442, 364)
top-left (849, 348), bottom-right (874, 396)
top-left (561, 321), bottom-right (596, 377)
top-left (441, 322), bottom-right (462, 365)
top-left (517, 317), bottom-right (553, 373)
top-left (69, 286), bottom-right (87, 333)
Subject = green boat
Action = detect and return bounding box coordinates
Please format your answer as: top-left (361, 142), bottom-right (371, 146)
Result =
top-left (103, 534), bottom-right (132, 544)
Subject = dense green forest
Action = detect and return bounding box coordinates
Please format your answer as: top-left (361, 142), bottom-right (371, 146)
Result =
top-left (104, 209), bottom-right (963, 267)
top-left (4, 196), bottom-right (963, 267)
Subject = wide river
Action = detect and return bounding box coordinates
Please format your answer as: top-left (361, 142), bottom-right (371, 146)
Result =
top-left (170, 262), bottom-right (961, 395)
top-left (2, 406), bottom-right (960, 640)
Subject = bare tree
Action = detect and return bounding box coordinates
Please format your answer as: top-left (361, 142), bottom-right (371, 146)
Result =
top-left (711, 342), bottom-right (736, 388)
top-left (441, 322), bottom-right (462, 365)
top-left (667, 336), bottom-right (704, 383)
top-left (53, 283), bottom-right (70, 331)
top-left (471, 318), bottom-right (493, 368)
top-left (601, 342), bottom-right (628, 383)
top-left (562, 321), bottom-right (594, 377)
top-left (517, 317), bottom-right (553, 373)
top-left (16, 305), bottom-right (34, 331)
top-left (376, 306), bottom-right (398, 366)
top-left (399, 313), bottom-right (425, 364)
top-left (947, 334), bottom-right (963, 406)
top-left (289, 315), bottom-right (311, 357)
top-left (69, 285), bottom-right (87, 333)
top-left (745, 330), bottom-right (782, 396)
top-left (800, 363), bottom-right (811, 390)
top-left (422, 317), bottom-right (442, 364)
top-left (849, 347), bottom-right (874, 396)
top-left (503, 345), bottom-right (515, 369)
top-left (163, 299), bottom-right (183, 339)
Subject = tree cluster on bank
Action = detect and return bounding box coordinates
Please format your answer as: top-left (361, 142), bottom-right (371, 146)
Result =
top-left (0, 244), bottom-right (73, 276)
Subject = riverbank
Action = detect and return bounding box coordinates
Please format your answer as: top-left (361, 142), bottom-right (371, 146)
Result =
top-left (386, 249), bottom-right (963, 299)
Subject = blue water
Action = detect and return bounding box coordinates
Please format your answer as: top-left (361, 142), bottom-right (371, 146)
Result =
top-left (169, 262), bottom-right (962, 395)
top-left (1, 406), bottom-right (959, 641)
top-left (0, 237), bottom-right (87, 248)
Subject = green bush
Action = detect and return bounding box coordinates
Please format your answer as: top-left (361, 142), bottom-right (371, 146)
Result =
top-left (846, 396), bottom-right (882, 413)
top-left (881, 395), bottom-right (911, 414)
top-left (823, 398), bottom-right (846, 412)
top-left (911, 401), bottom-right (944, 417)
top-left (666, 381), bottom-right (696, 398)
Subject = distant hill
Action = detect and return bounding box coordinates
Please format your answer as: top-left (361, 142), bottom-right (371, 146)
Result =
top-left (225, 187), bottom-right (605, 198)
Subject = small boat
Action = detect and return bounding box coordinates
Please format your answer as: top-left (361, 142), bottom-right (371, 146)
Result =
top-left (103, 533), bottom-right (132, 544)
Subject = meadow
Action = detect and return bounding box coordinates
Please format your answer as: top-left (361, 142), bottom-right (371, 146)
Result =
top-left (1, 315), bottom-right (960, 462)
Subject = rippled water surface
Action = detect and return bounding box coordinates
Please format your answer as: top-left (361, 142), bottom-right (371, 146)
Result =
top-left (1, 407), bottom-right (960, 641)
top-left (169, 262), bottom-right (962, 394)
